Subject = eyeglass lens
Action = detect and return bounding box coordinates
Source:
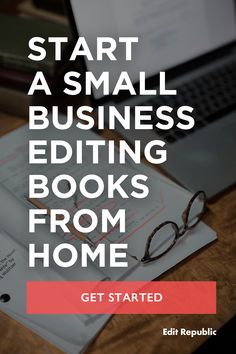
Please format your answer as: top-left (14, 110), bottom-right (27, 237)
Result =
top-left (186, 191), bottom-right (205, 228)
top-left (148, 222), bottom-right (177, 258)
top-left (147, 192), bottom-right (205, 260)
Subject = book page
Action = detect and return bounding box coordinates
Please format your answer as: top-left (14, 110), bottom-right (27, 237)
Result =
top-left (0, 229), bottom-right (110, 352)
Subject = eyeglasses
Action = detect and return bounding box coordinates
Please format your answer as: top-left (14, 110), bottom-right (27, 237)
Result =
top-left (141, 191), bottom-right (207, 264)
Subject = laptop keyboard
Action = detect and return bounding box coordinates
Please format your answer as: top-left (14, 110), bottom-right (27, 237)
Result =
top-left (147, 60), bottom-right (236, 143)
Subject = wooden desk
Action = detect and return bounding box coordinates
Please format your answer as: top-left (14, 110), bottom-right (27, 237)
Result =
top-left (0, 112), bottom-right (235, 354)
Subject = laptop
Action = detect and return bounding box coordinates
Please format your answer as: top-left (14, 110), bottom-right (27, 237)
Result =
top-left (67, 0), bottom-right (236, 198)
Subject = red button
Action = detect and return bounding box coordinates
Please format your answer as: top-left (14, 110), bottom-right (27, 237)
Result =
top-left (27, 281), bottom-right (216, 314)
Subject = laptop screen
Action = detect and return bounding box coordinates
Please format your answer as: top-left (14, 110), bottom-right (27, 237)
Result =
top-left (70, 0), bottom-right (236, 100)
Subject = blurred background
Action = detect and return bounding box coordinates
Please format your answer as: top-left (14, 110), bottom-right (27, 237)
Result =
top-left (0, 0), bottom-right (75, 119)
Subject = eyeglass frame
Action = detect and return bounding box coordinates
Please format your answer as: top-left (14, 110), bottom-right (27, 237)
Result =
top-left (141, 191), bottom-right (207, 264)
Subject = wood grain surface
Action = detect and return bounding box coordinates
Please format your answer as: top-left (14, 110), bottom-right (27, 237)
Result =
top-left (0, 113), bottom-right (235, 354)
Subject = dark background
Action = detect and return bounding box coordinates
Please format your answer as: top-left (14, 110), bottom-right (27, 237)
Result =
top-left (0, 0), bottom-right (23, 13)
